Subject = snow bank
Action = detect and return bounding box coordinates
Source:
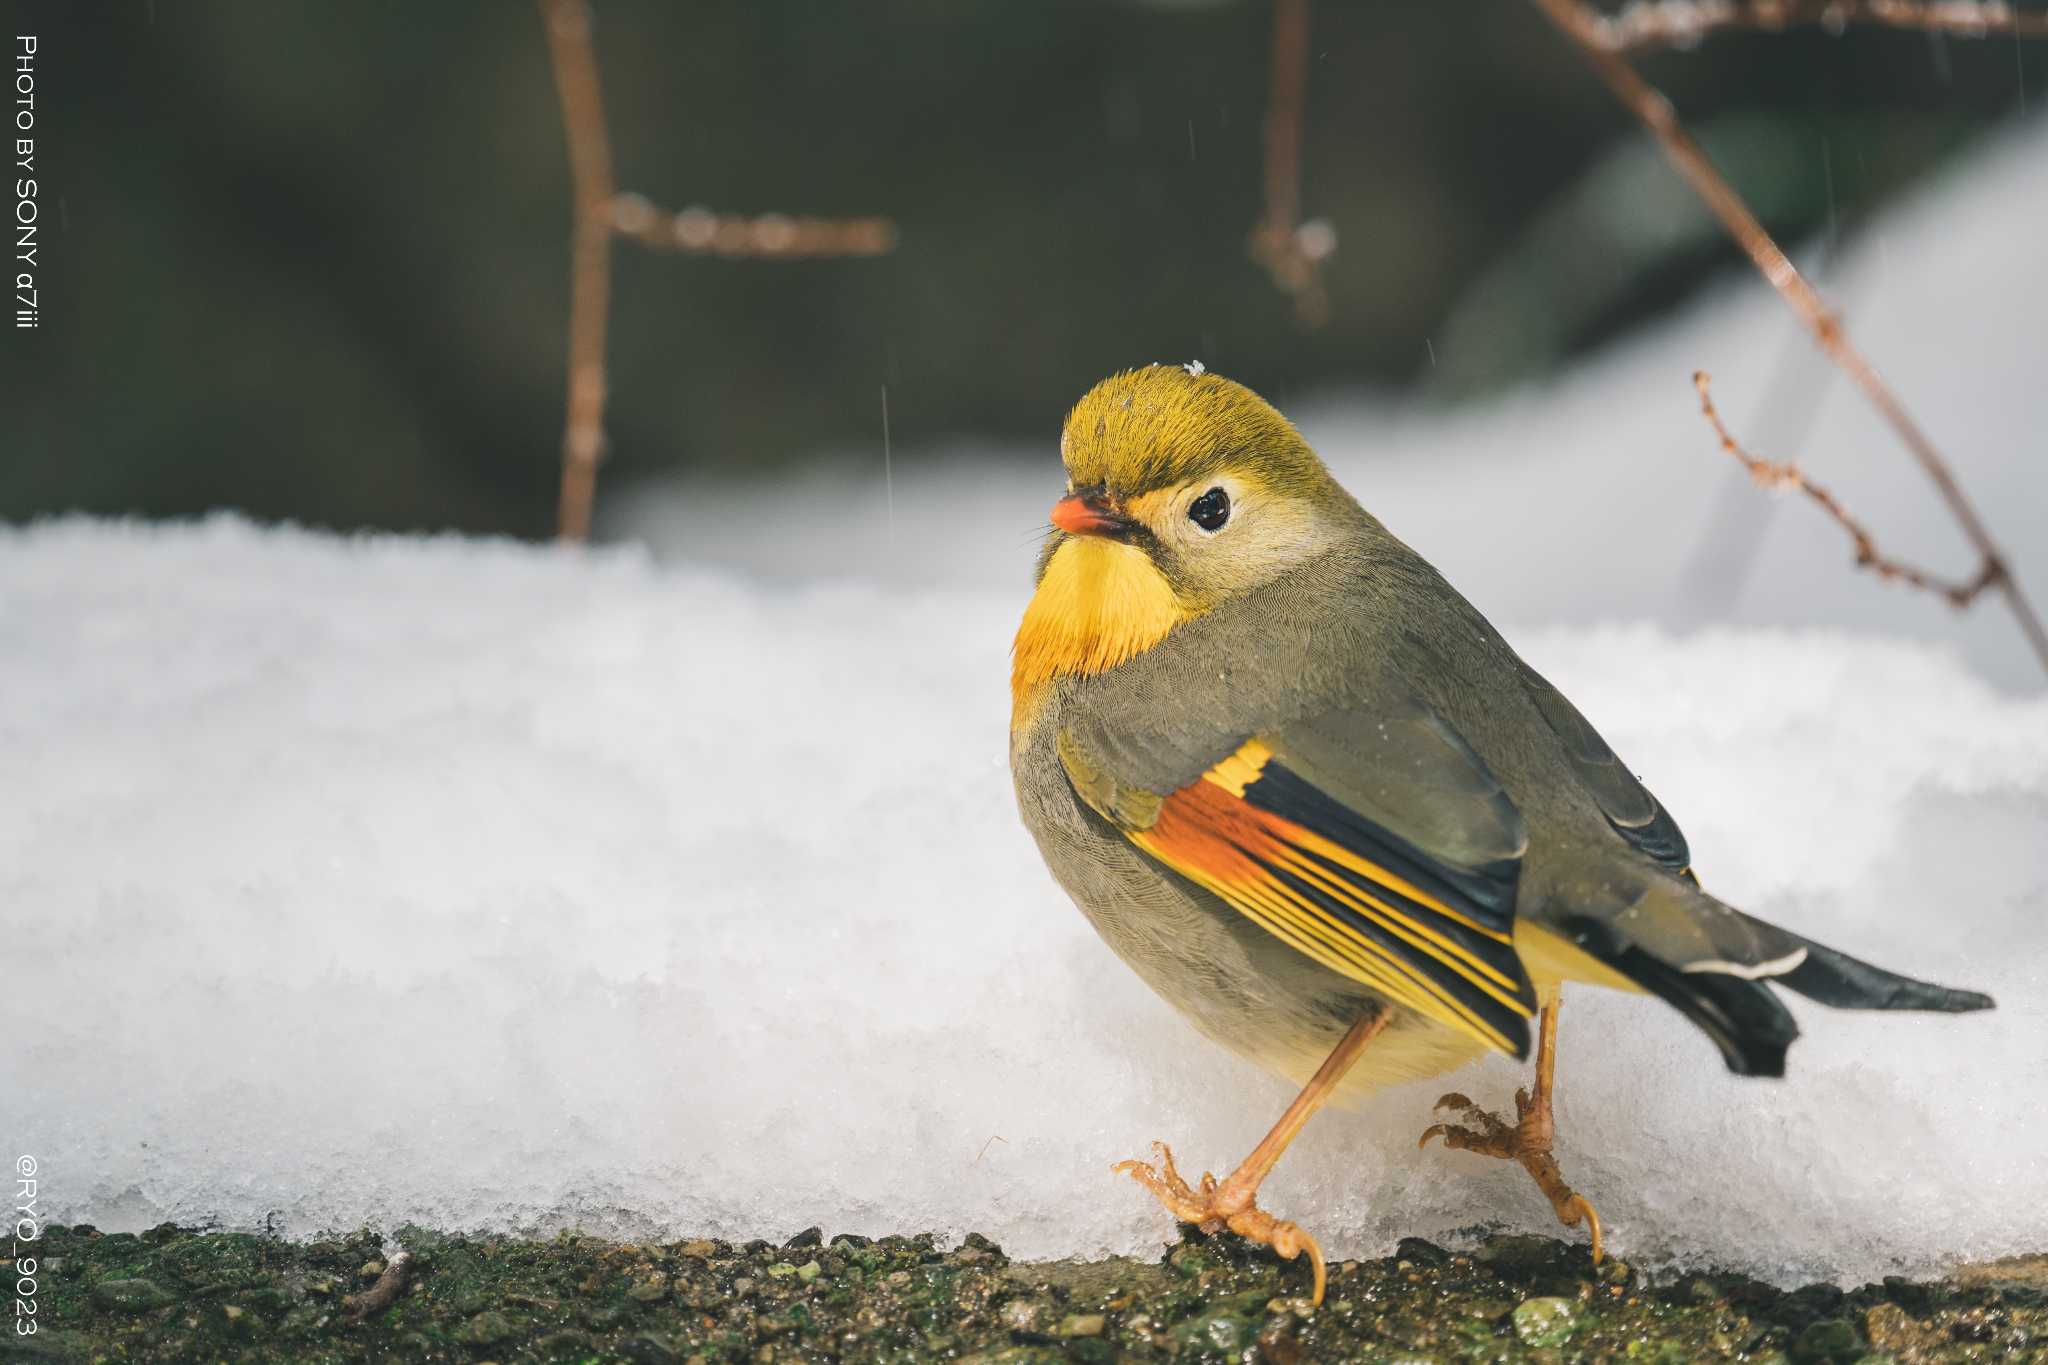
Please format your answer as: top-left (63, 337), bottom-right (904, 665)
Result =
top-left (612, 120), bottom-right (2048, 691)
top-left (4, 516), bottom-right (2043, 1285)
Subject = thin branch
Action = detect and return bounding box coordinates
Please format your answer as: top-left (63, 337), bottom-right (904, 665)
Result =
top-left (1249, 0), bottom-right (1335, 326)
top-left (609, 195), bottom-right (895, 258)
top-left (1586, 0), bottom-right (2048, 50)
top-left (539, 0), bottom-right (614, 543)
top-left (1530, 0), bottom-right (2048, 675)
top-left (343, 1250), bottom-right (413, 1323)
top-left (1694, 372), bottom-right (2003, 606)
top-left (537, 4), bottom-right (900, 543)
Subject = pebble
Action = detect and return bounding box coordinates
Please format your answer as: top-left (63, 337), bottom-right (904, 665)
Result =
top-left (1056, 1313), bottom-right (1106, 1337)
top-left (278, 1306), bottom-right (326, 1338)
top-left (454, 1311), bottom-right (516, 1346)
top-left (1512, 1295), bottom-right (1578, 1347)
top-left (90, 1278), bottom-right (175, 1313)
top-left (1864, 1302), bottom-right (1942, 1355)
top-left (1480, 1235), bottom-right (1566, 1275)
top-left (1174, 1308), bottom-right (1253, 1352)
top-left (1791, 1317), bottom-right (1859, 1362)
top-left (1394, 1236), bottom-right (1449, 1266)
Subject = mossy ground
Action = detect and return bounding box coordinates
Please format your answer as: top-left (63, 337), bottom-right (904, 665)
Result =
top-left (11, 1223), bottom-right (2046, 1364)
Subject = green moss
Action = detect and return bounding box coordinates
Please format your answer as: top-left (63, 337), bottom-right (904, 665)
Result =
top-left (13, 1223), bottom-right (2046, 1363)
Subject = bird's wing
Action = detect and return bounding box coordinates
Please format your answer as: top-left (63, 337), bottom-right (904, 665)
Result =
top-left (1059, 698), bottom-right (1537, 1058)
top-left (1511, 658), bottom-right (1693, 878)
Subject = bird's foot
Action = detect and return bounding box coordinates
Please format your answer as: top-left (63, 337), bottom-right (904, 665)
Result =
top-left (1113, 1141), bottom-right (1327, 1304)
top-left (1419, 1089), bottom-right (1603, 1262)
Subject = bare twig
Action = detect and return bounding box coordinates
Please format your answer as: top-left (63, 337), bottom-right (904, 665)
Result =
top-left (1530, 0), bottom-right (2048, 675)
top-left (1694, 372), bottom-right (2004, 606)
top-left (540, 0), bottom-right (613, 543)
top-left (1249, 0), bottom-right (1335, 326)
top-left (609, 195), bottom-right (896, 258)
top-left (537, 4), bottom-right (899, 542)
top-left (1586, 0), bottom-right (2048, 50)
top-left (343, 1250), bottom-right (413, 1323)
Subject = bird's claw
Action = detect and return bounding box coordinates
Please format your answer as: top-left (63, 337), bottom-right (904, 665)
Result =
top-left (1112, 1143), bottom-right (1221, 1228)
top-left (1419, 1092), bottom-right (1513, 1152)
top-left (1416, 1093), bottom-right (1602, 1263)
top-left (1114, 1140), bottom-right (1329, 1305)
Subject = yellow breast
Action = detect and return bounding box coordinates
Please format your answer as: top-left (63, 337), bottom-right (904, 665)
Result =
top-left (1011, 537), bottom-right (1189, 725)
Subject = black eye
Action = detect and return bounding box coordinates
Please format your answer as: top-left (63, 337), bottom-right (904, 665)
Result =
top-left (1188, 486), bottom-right (1230, 531)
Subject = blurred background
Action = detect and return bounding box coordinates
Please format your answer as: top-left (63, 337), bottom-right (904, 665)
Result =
top-left (4, 0), bottom-right (2038, 536)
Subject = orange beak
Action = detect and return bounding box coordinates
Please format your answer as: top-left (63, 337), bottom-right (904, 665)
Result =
top-left (1050, 491), bottom-right (1131, 538)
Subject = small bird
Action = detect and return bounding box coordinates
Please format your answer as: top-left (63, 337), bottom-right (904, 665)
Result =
top-left (1009, 365), bottom-right (1993, 1303)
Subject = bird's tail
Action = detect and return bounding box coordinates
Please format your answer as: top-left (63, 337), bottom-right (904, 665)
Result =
top-left (1554, 876), bottom-right (1994, 1078)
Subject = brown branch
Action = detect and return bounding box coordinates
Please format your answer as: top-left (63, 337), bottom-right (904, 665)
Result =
top-left (343, 1250), bottom-right (413, 1323)
top-left (610, 195), bottom-right (896, 258)
top-left (1694, 372), bottom-right (2003, 606)
top-left (1587, 0), bottom-right (2048, 51)
top-left (1530, 0), bottom-right (2048, 675)
top-left (1249, 0), bottom-right (1335, 326)
top-left (539, 0), bottom-right (614, 543)
top-left (538, 4), bottom-right (899, 543)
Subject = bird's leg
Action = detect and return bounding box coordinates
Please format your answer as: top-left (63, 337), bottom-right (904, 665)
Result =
top-left (1115, 1006), bottom-right (1389, 1306)
top-left (1418, 994), bottom-right (1604, 1262)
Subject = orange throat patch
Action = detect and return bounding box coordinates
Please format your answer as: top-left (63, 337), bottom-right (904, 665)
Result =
top-left (1011, 536), bottom-right (1189, 723)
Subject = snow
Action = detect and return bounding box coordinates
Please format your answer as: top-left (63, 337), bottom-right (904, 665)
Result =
top-left (4, 516), bottom-right (2043, 1286)
top-left (6, 120), bottom-right (2048, 1287)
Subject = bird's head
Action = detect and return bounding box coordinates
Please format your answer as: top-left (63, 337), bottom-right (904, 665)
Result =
top-left (1013, 364), bottom-right (1355, 718)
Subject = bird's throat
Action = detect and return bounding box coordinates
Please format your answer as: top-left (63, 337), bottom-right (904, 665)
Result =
top-left (1011, 537), bottom-right (1188, 722)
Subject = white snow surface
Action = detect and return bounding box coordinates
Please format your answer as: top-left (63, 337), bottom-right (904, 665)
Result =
top-left (4, 516), bottom-right (2045, 1286)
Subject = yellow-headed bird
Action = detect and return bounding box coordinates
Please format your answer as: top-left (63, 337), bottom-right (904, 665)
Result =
top-left (1009, 364), bottom-right (1992, 1303)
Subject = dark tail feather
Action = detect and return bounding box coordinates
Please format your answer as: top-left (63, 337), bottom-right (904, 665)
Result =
top-left (1566, 923), bottom-right (1798, 1077)
top-left (1767, 930), bottom-right (1996, 1013)
top-left (1562, 897), bottom-right (1994, 1078)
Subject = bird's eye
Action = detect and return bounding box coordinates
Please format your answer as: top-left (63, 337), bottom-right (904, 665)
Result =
top-left (1188, 487), bottom-right (1230, 532)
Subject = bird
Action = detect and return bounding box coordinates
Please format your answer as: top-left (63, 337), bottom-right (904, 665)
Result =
top-left (1008, 364), bottom-right (1994, 1304)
